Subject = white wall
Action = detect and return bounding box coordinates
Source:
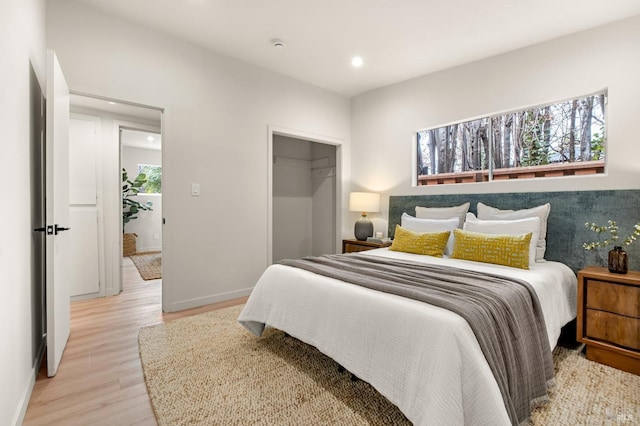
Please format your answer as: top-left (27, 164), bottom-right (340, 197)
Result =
top-left (0, 0), bottom-right (46, 424)
top-left (122, 145), bottom-right (163, 253)
top-left (124, 194), bottom-right (163, 253)
top-left (47, 0), bottom-right (351, 311)
top-left (351, 16), bottom-right (640, 232)
top-left (122, 146), bottom-right (162, 179)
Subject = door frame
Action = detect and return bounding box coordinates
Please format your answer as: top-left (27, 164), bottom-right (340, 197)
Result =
top-left (267, 126), bottom-right (343, 265)
top-left (29, 61), bottom-right (47, 373)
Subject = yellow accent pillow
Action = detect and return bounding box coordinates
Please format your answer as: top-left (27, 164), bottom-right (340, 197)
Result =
top-left (389, 225), bottom-right (450, 257)
top-left (451, 228), bottom-right (532, 269)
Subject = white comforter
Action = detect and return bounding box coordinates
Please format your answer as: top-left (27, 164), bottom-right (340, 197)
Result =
top-left (238, 249), bottom-right (577, 426)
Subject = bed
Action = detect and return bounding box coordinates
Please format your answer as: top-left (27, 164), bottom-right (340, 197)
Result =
top-left (238, 190), bottom-right (640, 425)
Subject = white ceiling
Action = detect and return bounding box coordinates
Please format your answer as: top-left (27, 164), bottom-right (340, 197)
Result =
top-left (71, 0), bottom-right (640, 97)
top-left (121, 128), bottom-right (162, 151)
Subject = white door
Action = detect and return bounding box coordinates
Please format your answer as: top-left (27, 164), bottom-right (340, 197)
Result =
top-left (69, 115), bottom-right (100, 297)
top-left (45, 50), bottom-right (71, 377)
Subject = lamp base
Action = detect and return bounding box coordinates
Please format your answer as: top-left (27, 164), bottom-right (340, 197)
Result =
top-left (354, 216), bottom-right (374, 241)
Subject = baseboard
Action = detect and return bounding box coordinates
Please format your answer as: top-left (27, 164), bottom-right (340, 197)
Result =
top-left (164, 287), bottom-right (253, 313)
top-left (71, 291), bottom-right (101, 302)
top-left (136, 245), bottom-right (161, 253)
top-left (13, 366), bottom-right (36, 426)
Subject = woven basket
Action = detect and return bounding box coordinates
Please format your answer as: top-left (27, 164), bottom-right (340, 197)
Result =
top-left (123, 233), bottom-right (137, 256)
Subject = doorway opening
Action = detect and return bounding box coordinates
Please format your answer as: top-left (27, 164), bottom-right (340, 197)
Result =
top-left (121, 127), bottom-right (163, 284)
top-left (268, 127), bottom-right (343, 265)
top-left (68, 93), bottom-right (163, 302)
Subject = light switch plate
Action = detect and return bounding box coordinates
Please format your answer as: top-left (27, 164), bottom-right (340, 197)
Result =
top-left (191, 183), bottom-right (200, 196)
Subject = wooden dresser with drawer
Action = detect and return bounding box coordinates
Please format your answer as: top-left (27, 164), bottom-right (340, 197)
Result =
top-left (342, 238), bottom-right (391, 253)
top-left (577, 266), bottom-right (640, 375)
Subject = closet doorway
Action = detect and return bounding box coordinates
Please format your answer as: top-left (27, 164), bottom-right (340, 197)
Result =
top-left (270, 129), bottom-right (341, 263)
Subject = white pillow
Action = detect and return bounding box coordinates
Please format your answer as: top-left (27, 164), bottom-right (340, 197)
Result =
top-left (415, 202), bottom-right (470, 228)
top-left (401, 213), bottom-right (459, 255)
top-left (476, 202), bottom-right (550, 261)
top-left (463, 214), bottom-right (540, 267)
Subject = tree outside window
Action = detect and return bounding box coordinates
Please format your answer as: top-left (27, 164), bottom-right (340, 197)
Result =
top-left (416, 91), bottom-right (606, 185)
top-left (137, 164), bottom-right (162, 194)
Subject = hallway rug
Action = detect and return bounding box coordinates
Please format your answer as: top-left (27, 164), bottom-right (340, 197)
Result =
top-left (129, 251), bottom-right (161, 280)
top-left (138, 304), bottom-right (639, 425)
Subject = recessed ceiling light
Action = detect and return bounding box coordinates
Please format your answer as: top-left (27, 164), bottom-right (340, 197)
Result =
top-left (147, 136), bottom-right (155, 142)
top-left (108, 101), bottom-right (116, 105)
top-left (351, 56), bottom-right (364, 68)
top-left (271, 38), bottom-right (286, 49)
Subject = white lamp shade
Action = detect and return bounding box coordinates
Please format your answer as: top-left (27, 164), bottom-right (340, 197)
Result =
top-left (349, 192), bottom-right (380, 213)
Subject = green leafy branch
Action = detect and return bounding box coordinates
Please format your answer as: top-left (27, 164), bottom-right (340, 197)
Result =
top-left (123, 168), bottom-right (153, 233)
top-left (583, 220), bottom-right (640, 250)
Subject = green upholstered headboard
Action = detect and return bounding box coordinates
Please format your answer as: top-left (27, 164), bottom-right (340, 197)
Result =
top-left (389, 190), bottom-right (640, 273)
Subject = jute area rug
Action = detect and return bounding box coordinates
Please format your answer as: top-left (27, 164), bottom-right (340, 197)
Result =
top-left (130, 251), bottom-right (162, 280)
top-left (139, 305), bottom-right (640, 425)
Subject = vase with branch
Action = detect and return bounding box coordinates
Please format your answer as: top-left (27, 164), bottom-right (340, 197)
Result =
top-left (583, 220), bottom-right (640, 274)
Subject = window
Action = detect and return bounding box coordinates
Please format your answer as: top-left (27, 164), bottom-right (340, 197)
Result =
top-left (416, 91), bottom-right (606, 185)
top-left (137, 164), bottom-right (162, 194)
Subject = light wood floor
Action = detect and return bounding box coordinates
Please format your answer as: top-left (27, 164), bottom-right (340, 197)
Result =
top-left (23, 257), bottom-right (248, 425)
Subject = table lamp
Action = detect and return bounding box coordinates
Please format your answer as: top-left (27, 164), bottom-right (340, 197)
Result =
top-left (349, 192), bottom-right (380, 241)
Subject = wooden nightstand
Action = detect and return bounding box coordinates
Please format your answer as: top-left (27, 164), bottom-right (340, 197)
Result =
top-left (577, 266), bottom-right (640, 375)
top-left (342, 239), bottom-right (392, 254)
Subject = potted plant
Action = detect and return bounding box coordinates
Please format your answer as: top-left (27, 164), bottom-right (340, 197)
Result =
top-left (122, 168), bottom-right (153, 256)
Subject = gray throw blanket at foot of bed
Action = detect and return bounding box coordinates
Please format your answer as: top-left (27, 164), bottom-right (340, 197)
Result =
top-left (280, 253), bottom-right (553, 425)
